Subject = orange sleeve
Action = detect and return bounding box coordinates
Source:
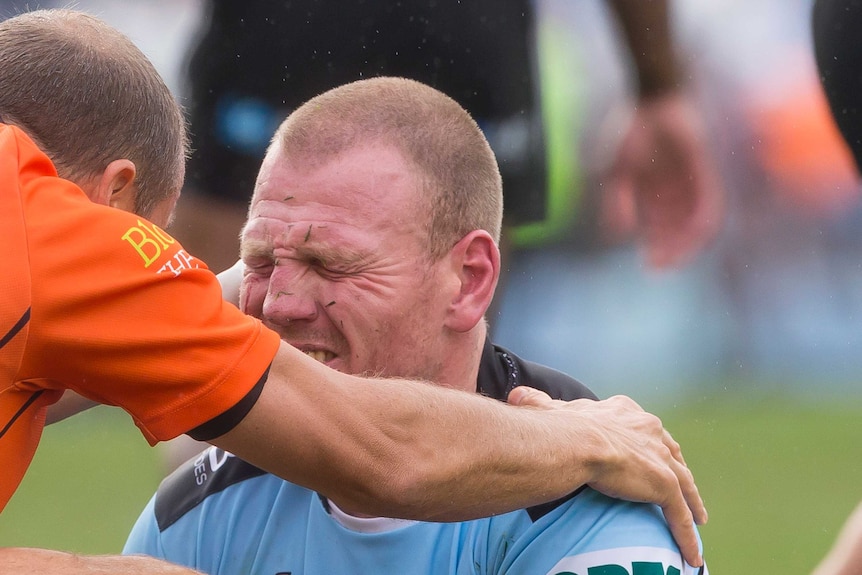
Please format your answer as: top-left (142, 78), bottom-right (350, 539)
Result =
top-left (15, 133), bottom-right (280, 444)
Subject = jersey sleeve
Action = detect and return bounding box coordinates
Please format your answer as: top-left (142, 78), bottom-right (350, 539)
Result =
top-left (495, 489), bottom-right (707, 575)
top-left (16, 135), bottom-right (281, 443)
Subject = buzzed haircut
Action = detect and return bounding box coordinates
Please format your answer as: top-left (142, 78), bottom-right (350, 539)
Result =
top-left (272, 77), bottom-right (504, 259)
top-left (0, 9), bottom-right (189, 217)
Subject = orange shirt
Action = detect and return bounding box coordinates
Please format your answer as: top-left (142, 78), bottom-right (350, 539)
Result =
top-left (0, 124), bottom-right (280, 511)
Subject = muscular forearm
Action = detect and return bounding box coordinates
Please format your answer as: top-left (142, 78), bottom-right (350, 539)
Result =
top-left (607, 0), bottom-right (680, 98)
top-left (212, 343), bottom-right (587, 521)
top-left (0, 548), bottom-right (202, 574)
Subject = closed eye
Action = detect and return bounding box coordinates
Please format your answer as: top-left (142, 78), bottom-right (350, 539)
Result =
top-left (243, 255), bottom-right (275, 277)
top-left (309, 257), bottom-right (329, 270)
top-left (309, 256), bottom-right (352, 278)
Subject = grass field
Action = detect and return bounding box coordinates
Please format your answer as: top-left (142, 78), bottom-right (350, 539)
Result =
top-left (1, 392), bottom-right (861, 573)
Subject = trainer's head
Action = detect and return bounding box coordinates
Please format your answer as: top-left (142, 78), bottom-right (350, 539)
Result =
top-left (0, 9), bottom-right (188, 223)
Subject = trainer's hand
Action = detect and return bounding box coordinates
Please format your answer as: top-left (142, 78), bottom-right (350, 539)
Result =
top-left (508, 387), bottom-right (707, 567)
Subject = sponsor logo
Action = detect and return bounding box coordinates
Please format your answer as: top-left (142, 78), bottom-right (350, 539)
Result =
top-left (548, 547), bottom-right (704, 575)
top-left (156, 249), bottom-right (199, 277)
top-left (121, 218), bottom-right (200, 276)
top-left (193, 448), bottom-right (234, 486)
top-left (121, 219), bottom-right (176, 267)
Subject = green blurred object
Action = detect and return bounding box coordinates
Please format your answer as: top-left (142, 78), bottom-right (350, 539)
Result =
top-left (509, 17), bottom-right (585, 249)
top-left (659, 393), bottom-right (862, 574)
top-left (1, 394), bottom-right (861, 574)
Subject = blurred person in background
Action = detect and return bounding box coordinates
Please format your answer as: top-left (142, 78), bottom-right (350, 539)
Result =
top-left (811, 1), bottom-right (862, 573)
top-left (171, 0), bottom-right (724, 275)
top-left (813, 0), bottom-right (862, 170)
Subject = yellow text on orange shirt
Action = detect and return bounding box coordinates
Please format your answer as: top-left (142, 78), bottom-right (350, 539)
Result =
top-left (121, 219), bottom-right (175, 268)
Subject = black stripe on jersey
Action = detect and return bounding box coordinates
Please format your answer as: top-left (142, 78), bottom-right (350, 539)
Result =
top-left (155, 447), bottom-right (266, 531)
top-left (187, 364), bottom-right (270, 441)
top-left (0, 390), bottom-right (44, 439)
top-left (0, 308), bottom-right (37, 439)
top-left (0, 308), bottom-right (30, 349)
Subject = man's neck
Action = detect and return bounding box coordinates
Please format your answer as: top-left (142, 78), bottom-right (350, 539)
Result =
top-left (437, 325), bottom-right (486, 393)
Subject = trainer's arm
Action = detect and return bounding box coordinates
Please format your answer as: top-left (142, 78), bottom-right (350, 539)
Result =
top-left (0, 548), bottom-right (203, 574)
top-left (210, 342), bottom-right (707, 567)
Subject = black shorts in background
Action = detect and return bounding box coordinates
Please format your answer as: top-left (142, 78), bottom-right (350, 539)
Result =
top-left (185, 0), bottom-right (547, 225)
top-left (813, 0), bottom-right (862, 172)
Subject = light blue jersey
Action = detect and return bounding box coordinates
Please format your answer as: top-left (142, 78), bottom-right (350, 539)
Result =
top-left (125, 342), bottom-right (706, 575)
top-left (125, 447), bottom-right (705, 575)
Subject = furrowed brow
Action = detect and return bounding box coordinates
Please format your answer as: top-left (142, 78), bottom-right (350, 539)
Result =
top-left (240, 237), bottom-right (274, 261)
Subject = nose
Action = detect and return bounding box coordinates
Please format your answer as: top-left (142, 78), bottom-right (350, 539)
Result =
top-left (261, 262), bottom-right (319, 326)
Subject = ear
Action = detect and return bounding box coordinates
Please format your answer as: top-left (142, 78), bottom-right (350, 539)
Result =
top-left (91, 159), bottom-right (137, 212)
top-left (443, 230), bottom-right (500, 333)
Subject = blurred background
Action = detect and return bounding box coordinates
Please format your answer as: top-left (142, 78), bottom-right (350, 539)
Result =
top-left (2, 0), bottom-right (861, 573)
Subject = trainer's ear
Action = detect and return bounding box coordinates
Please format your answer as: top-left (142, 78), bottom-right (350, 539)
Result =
top-left (443, 229), bottom-right (500, 333)
top-left (91, 159), bottom-right (137, 212)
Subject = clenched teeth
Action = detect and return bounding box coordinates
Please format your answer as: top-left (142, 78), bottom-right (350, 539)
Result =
top-left (304, 350), bottom-right (332, 363)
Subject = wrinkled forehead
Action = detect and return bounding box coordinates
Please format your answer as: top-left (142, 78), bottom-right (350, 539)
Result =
top-left (246, 142), bottom-right (434, 255)
top-left (253, 141), bottom-right (428, 218)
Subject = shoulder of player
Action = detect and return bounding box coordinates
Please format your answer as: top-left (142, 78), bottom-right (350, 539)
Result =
top-left (537, 488), bottom-right (687, 551)
top-left (508, 489), bottom-right (701, 574)
top-left (153, 446), bottom-right (272, 531)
